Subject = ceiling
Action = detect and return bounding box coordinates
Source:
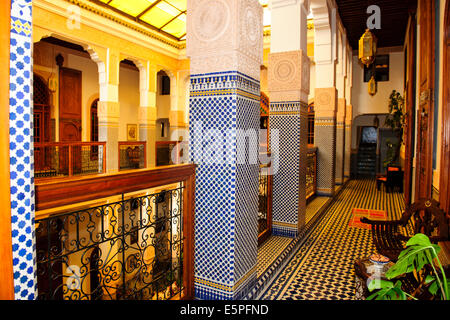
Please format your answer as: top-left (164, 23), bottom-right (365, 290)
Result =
top-left (335, 0), bottom-right (417, 49)
top-left (90, 0), bottom-right (271, 41)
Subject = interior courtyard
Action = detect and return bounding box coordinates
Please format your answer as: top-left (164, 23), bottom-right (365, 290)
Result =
top-left (1, 0), bottom-right (450, 301)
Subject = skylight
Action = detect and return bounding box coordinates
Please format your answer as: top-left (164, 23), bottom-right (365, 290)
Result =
top-left (92, 0), bottom-right (271, 41)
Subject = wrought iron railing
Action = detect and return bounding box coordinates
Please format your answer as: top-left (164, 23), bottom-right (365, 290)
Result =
top-left (34, 142), bottom-right (106, 179)
top-left (306, 147), bottom-right (318, 200)
top-left (118, 141), bottom-right (146, 171)
top-left (34, 165), bottom-right (196, 300)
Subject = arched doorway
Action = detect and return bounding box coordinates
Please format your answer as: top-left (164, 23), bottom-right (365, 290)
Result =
top-left (90, 99), bottom-right (99, 160)
top-left (33, 74), bottom-right (51, 175)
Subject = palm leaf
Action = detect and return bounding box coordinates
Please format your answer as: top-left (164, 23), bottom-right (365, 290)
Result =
top-left (386, 234), bottom-right (441, 280)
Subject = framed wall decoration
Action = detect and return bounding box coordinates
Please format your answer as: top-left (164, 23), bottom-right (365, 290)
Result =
top-left (127, 124), bottom-right (137, 141)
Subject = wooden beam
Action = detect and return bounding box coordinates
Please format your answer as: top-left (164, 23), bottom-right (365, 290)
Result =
top-left (0, 0), bottom-right (15, 300)
top-left (136, 0), bottom-right (162, 19)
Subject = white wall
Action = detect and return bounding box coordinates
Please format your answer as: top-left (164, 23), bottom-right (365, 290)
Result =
top-left (351, 51), bottom-right (405, 117)
top-left (118, 65), bottom-right (140, 141)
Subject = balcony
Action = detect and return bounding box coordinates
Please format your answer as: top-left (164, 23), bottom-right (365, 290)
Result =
top-left (34, 142), bottom-right (106, 179)
top-left (34, 164), bottom-right (196, 300)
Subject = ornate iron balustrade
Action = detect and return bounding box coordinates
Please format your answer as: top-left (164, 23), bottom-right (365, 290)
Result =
top-left (34, 142), bottom-right (106, 179)
top-left (118, 141), bottom-right (146, 171)
top-left (34, 165), bottom-right (196, 300)
top-left (306, 147), bottom-right (318, 200)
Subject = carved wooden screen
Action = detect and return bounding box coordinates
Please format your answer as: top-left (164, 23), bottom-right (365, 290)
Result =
top-left (415, 0), bottom-right (436, 200)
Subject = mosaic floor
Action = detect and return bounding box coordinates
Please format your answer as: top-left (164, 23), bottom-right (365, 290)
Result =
top-left (261, 179), bottom-right (405, 300)
top-left (256, 196), bottom-right (331, 278)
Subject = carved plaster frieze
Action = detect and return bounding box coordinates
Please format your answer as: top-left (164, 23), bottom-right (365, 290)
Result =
top-left (190, 51), bottom-right (261, 81)
top-left (98, 101), bottom-right (120, 122)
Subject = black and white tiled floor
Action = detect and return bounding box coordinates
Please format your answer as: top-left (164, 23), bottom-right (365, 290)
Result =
top-left (261, 179), bottom-right (405, 300)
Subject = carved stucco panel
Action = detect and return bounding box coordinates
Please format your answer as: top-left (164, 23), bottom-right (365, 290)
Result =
top-left (187, 0), bottom-right (263, 77)
top-left (268, 50), bottom-right (310, 101)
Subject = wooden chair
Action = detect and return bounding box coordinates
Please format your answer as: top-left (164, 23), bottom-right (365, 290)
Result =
top-left (376, 165), bottom-right (404, 193)
top-left (361, 198), bottom-right (449, 261)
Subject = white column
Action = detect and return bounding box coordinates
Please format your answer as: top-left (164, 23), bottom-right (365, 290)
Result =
top-left (311, 0), bottom-right (338, 196)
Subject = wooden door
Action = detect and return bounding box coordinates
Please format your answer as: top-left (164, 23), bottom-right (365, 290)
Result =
top-left (403, 13), bottom-right (417, 205)
top-left (59, 67), bottom-right (82, 173)
top-left (415, 0), bottom-right (435, 200)
top-left (440, 0), bottom-right (450, 215)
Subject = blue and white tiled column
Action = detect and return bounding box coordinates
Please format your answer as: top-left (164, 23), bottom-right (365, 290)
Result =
top-left (9, 0), bottom-right (36, 300)
top-left (314, 87), bottom-right (338, 196)
top-left (186, 0), bottom-right (263, 300)
top-left (336, 98), bottom-right (346, 185)
top-left (268, 51), bottom-right (310, 238)
top-left (268, 0), bottom-right (310, 238)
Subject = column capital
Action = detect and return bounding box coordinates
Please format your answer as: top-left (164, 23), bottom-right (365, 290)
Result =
top-left (186, 0), bottom-right (263, 80)
top-left (314, 87), bottom-right (338, 118)
top-left (98, 101), bottom-right (120, 123)
top-left (138, 106), bottom-right (157, 125)
top-left (268, 50), bottom-right (310, 102)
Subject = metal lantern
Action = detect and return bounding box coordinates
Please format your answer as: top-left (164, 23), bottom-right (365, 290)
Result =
top-left (368, 75), bottom-right (377, 96)
top-left (359, 29), bottom-right (377, 66)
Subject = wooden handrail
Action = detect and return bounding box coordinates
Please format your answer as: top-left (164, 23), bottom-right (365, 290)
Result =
top-left (35, 164), bottom-right (196, 211)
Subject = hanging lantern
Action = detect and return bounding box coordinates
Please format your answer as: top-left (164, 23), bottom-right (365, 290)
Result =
top-left (368, 75), bottom-right (377, 96)
top-left (359, 29), bottom-right (377, 66)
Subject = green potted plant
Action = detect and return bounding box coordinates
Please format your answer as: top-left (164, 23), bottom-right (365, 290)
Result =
top-left (383, 90), bottom-right (406, 168)
top-left (367, 233), bottom-right (449, 300)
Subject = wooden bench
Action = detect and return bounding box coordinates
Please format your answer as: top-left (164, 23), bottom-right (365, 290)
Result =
top-left (361, 198), bottom-right (449, 261)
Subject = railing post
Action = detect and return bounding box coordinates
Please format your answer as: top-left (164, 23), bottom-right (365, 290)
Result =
top-left (68, 145), bottom-right (73, 177)
top-left (102, 142), bottom-right (107, 174)
top-left (143, 142), bottom-right (147, 169)
top-left (182, 172), bottom-right (195, 300)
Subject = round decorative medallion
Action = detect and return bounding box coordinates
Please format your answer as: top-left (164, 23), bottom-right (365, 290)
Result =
top-left (245, 7), bottom-right (259, 46)
top-left (192, 0), bottom-right (230, 42)
top-left (275, 60), bottom-right (295, 82)
top-left (317, 91), bottom-right (332, 106)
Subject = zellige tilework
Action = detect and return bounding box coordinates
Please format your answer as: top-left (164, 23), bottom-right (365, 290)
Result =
top-left (9, 0), bottom-right (36, 300)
